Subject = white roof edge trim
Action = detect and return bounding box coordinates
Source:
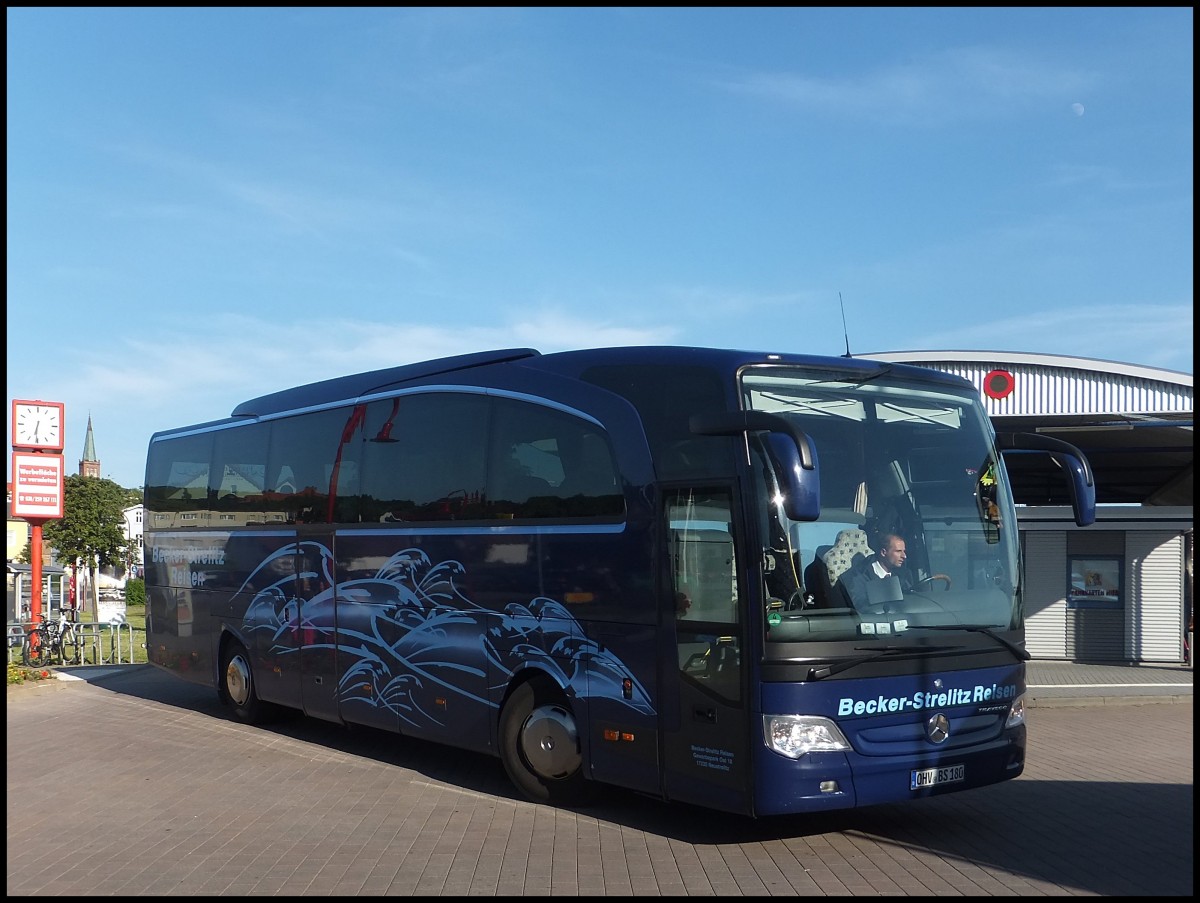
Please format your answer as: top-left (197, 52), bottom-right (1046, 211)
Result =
top-left (854, 350), bottom-right (1193, 389)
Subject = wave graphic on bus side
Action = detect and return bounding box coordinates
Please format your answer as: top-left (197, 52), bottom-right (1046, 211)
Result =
top-left (236, 542), bottom-right (655, 732)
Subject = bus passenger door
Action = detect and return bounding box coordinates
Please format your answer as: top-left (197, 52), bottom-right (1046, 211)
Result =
top-left (297, 531), bottom-right (341, 723)
top-left (252, 534), bottom-right (340, 722)
top-left (245, 537), bottom-right (306, 712)
top-left (661, 489), bottom-right (753, 815)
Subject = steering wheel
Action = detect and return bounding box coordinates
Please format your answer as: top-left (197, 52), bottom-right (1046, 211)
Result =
top-left (785, 588), bottom-right (811, 610)
top-left (915, 574), bottom-right (953, 591)
top-left (766, 586), bottom-right (811, 612)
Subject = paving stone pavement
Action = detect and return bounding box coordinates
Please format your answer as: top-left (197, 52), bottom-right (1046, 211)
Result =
top-left (7, 662), bottom-right (1192, 896)
top-left (1024, 658), bottom-right (1192, 706)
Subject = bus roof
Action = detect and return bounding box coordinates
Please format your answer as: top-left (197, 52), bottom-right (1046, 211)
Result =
top-left (208, 345), bottom-right (975, 422)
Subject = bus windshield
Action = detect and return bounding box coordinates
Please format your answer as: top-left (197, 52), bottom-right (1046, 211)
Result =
top-left (741, 367), bottom-right (1020, 651)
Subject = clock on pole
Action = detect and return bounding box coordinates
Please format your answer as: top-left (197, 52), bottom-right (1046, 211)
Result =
top-left (13, 399), bottom-right (65, 451)
top-left (11, 398), bottom-right (66, 630)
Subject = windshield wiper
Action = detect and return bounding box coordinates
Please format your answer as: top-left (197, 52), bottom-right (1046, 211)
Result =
top-left (911, 625), bottom-right (1030, 661)
top-left (807, 643), bottom-right (961, 681)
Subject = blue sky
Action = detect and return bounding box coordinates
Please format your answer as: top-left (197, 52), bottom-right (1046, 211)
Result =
top-left (7, 7), bottom-right (1194, 490)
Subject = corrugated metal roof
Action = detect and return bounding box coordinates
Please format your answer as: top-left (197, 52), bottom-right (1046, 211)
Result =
top-left (856, 351), bottom-right (1192, 418)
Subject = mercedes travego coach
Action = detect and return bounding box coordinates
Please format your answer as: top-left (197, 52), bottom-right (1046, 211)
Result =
top-left (144, 346), bottom-right (1095, 816)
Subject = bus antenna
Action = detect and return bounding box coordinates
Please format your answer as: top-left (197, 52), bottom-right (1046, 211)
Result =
top-left (839, 292), bottom-right (852, 357)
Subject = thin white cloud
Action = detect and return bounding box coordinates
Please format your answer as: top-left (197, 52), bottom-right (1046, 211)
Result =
top-left (718, 46), bottom-right (1098, 124)
top-left (656, 285), bottom-right (825, 316)
top-left (56, 309), bottom-right (677, 410)
top-left (1043, 163), bottom-right (1177, 193)
top-left (97, 136), bottom-right (508, 243)
top-left (909, 303), bottom-right (1193, 372)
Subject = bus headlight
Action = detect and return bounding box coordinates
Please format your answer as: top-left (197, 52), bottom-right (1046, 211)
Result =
top-left (763, 714), bottom-right (851, 759)
top-left (1005, 694), bottom-right (1026, 729)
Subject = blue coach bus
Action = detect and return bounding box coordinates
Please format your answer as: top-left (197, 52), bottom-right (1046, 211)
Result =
top-left (144, 346), bottom-right (1095, 816)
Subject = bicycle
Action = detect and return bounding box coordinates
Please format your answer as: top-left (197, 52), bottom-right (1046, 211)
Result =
top-left (22, 615), bottom-right (59, 667)
top-left (21, 611), bottom-right (83, 667)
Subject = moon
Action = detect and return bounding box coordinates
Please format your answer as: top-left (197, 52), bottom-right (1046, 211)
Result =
top-left (1071, 103), bottom-right (1085, 117)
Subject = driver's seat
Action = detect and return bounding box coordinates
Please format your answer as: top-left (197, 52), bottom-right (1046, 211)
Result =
top-left (821, 528), bottom-right (872, 608)
top-left (803, 529), bottom-right (872, 609)
top-left (824, 528), bottom-right (871, 584)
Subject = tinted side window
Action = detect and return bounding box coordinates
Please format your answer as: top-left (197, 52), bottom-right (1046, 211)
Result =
top-left (266, 408), bottom-right (348, 524)
top-left (488, 397), bottom-right (624, 519)
top-left (353, 392), bottom-right (624, 523)
top-left (209, 423), bottom-right (270, 523)
top-left (360, 393), bottom-right (489, 522)
top-left (145, 432), bottom-right (214, 526)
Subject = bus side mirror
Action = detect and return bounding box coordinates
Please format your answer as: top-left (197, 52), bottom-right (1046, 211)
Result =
top-left (764, 432), bottom-right (821, 522)
top-left (996, 432), bottom-right (1096, 527)
top-left (689, 411), bottom-right (821, 522)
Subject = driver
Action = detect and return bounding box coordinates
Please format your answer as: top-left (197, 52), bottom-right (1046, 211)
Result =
top-left (840, 532), bottom-right (912, 610)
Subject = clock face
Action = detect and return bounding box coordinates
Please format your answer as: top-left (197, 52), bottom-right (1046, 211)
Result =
top-left (13, 401), bottom-right (64, 450)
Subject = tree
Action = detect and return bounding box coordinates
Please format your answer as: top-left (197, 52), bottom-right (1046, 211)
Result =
top-left (41, 475), bottom-right (132, 622)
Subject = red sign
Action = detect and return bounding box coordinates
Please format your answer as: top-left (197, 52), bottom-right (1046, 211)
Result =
top-left (12, 452), bottom-right (65, 519)
top-left (982, 369), bottom-right (1015, 400)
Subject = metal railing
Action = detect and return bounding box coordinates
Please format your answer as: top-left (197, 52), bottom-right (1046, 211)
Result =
top-left (7, 619), bottom-right (140, 666)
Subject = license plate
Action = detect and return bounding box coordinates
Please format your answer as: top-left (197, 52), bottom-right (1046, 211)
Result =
top-left (910, 763), bottom-right (965, 790)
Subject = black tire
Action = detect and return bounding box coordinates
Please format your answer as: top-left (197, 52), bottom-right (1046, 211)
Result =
top-left (498, 679), bottom-right (595, 806)
top-left (219, 641), bottom-right (266, 724)
top-left (60, 625), bottom-right (80, 665)
top-left (22, 632), bottom-right (50, 668)
top-left (20, 635), bottom-right (35, 667)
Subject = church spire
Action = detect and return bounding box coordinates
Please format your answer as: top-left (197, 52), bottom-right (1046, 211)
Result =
top-left (80, 414), bottom-right (101, 478)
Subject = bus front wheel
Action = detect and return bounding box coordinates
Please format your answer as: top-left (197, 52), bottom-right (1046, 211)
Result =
top-left (499, 680), bottom-right (594, 806)
top-left (220, 641), bottom-right (265, 724)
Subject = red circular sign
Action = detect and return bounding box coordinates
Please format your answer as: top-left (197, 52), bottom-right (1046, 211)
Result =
top-left (983, 369), bottom-right (1015, 400)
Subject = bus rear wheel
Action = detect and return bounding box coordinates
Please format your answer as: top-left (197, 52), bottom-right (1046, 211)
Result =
top-left (499, 680), bottom-right (594, 806)
top-left (220, 641), bottom-right (265, 724)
